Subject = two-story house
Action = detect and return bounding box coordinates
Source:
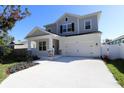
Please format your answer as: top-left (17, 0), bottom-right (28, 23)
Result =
top-left (25, 11), bottom-right (102, 58)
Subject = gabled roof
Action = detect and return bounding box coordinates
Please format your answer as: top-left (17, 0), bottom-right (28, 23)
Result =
top-left (44, 11), bottom-right (101, 27)
top-left (113, 35), bottom-right (124, 41)
top-left (25, 27), bottom-right (59, 39)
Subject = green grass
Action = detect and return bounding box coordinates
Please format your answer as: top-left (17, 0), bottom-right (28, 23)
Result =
top-left (0, 63), bottom-right (16, 83)
top-left (106, 59), bottom-right (124, 87)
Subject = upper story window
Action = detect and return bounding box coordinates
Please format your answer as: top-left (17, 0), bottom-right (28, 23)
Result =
top-left (60, 23), bottom-right (74, 33)
top-left (84, 20), bottom-right (92, 30)
top-left (68, 23), bottom-right (72, 31)
top-left (62, 24), bottom-right (66, 32)
top-left (68, 23), bottom-right (74, 32)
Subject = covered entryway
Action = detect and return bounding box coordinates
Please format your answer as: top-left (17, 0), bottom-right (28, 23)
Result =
top-left (25, 27), bottom-right (61, 57)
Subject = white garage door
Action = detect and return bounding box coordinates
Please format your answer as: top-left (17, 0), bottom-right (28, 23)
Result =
top-left (63, 41), bottom-right (96, 57)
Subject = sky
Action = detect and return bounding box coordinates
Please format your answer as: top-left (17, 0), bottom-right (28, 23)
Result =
top-left (9, 5), bottom-right (124, 41)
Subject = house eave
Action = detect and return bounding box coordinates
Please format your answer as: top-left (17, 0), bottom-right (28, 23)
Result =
top-left (62, 31), bottom-right (102, 37)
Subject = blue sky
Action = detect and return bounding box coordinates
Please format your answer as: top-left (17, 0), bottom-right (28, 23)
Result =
top-left (9, 5), bottom-right (124, 41)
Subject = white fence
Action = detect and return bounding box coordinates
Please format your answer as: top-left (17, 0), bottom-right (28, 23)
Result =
top-left (101, 43), bottom-right (124, 59)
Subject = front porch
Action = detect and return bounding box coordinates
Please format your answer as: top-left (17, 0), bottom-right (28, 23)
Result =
top-left (25, 27), bottom-right (61, 58)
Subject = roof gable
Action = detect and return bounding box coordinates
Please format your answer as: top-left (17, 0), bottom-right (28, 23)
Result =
top-left (25, 27), bottom-right (60, 39)
top-left (55, 13), bottom-right (80, 23)
top-left (25, 27), bottom-right (50, 38)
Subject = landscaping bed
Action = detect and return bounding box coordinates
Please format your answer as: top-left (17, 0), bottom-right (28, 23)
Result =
top-left (106, 59), bottom-right (124, 87)
top-left (6, 62), bottom-right (39, 74)
top-left (0, 62), bottom-right (39, 83)
top-left (0, 49), bottom-right (40, 83)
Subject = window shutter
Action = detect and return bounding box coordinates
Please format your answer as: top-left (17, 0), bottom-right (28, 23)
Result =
top-left (60, 25), bottom-right (62, 33)
top-left (72, 23), bottom-right (74, 31)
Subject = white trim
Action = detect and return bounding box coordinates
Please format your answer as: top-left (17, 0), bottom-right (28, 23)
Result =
top-left (27, 34), bottom-right (60, 41)
top-left (84, 19), bottom-right (92, 30)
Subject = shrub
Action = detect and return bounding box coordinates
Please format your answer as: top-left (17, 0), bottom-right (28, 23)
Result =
top-left (103, 55), bottom-right (109, 62)
top-left (0, 49), bottom-right (33, 64)
top-left (0, 48), bottom-right (40, 64)
top-left (0, 46), bottom-right (13, 63)
top-left (32, 55), bottom-right (40, 60)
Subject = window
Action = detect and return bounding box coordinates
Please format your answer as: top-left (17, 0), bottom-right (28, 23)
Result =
top-left (60, 23), bottom-right (75, 33)
top-left (39, 41), bottom-right (46, 51)
top-left (43, 41), bottom-right (46, 50)
top-left (62, 24), bottom-right (67, 32)
top-left (84, 20), bottom-right (92, 30)
top-left (68, 23), bottom-right (72, 31)
top-left (68, 23), bottom-right (74, 32)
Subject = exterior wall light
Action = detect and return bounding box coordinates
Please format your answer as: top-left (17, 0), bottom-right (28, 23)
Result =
top-left (96, 43), bottom-right (98, 46)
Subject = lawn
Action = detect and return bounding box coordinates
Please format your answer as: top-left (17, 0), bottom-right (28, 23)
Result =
top-left (106, 59), bottom-right (124, 87)
top-left (0, 63), bottom-right (16, 83)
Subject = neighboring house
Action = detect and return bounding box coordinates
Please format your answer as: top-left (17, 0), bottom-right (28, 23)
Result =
top-left (101, 35), bottom-right (124, 59)
top-left (111, 35), bottom-right (124, 45)
top-left (25, 11), bottom-right (102, 58)
top-left (14, 40), bottom-right (36, 49)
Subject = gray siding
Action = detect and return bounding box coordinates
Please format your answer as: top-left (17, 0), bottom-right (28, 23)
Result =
top-left (56, 14), bottom-right (78, 35)
top-left (46, 23), bottom-right (57, 34)
top-left (45, 14), bottom-right (98, 36)
top-left (79, 15), bottom-right (98, 33)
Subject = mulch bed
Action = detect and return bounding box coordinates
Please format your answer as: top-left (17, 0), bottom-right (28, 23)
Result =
top-left (6, 62), bottom-right (39, 74)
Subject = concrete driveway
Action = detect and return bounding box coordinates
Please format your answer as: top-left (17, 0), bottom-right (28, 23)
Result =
top-left (0, 57), bottom-right (121, 88)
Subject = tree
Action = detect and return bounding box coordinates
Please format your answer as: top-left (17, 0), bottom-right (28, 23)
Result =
top-left (0, 5), bottom-right (30, 32)
top-left (0, 6), bottom-right (30, 63)
top-left (0, 5), bottom-right (30, 45)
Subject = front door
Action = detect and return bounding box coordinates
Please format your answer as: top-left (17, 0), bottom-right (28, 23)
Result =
top-left (53, 39), bottom-right (59, 55)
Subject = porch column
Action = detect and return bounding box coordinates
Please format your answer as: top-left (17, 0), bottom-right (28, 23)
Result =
top-left (48, 38), bottom-right (54, 56)
top-left (49, 38), bottom-right (53, 49)
top-left (28, 40), bottom-right (31, 50)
